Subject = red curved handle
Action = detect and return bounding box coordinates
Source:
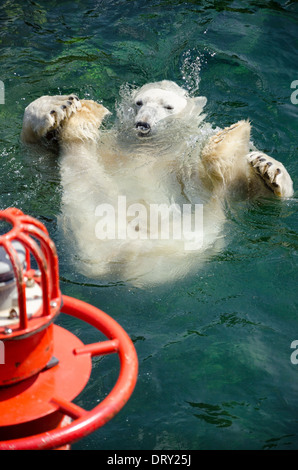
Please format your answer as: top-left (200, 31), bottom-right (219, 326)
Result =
top-left (0, 295), bottom-right (138, 450)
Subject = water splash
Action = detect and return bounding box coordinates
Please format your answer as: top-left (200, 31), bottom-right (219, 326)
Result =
top-left (181, 48), bottom-right (216, 96)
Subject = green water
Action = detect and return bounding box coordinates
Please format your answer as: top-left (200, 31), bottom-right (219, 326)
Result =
top-left (0, 0), bottom-right (298, 450)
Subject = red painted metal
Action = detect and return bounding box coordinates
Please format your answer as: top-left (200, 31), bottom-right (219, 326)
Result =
top-left (0, 209), bottom-right (138, 450)
top-left (0, 296), bottom-right (138, 450)
top-left (0, 208), bottom-right (61, 385)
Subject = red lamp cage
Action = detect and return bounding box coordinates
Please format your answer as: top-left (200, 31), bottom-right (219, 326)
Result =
top-left (0, 208), bottom-right (138, 450)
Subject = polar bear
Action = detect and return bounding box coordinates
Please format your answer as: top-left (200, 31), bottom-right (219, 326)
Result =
top-left (21, 80), bottom-right (294, 287)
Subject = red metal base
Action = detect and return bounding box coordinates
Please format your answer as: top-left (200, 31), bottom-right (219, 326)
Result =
top-left (0, 324), bottom-right (91, 430)
top-left (0, 295), bottom-right (138, 450)
top-left (1, 322), bottom-right (56, 387)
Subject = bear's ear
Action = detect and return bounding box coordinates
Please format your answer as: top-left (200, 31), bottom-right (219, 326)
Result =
top-left (193, 96), bottom-right (207, 111)
top-left (187, 96), bottom-right (207, 118)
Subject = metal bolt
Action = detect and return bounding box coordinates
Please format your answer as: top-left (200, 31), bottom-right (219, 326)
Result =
top-left (26, 277), bottom-right (35, 287)
top-left (8, 308), bottom-right (18, 319)
top-left (4, 328), bottom-right (12, 335)
top-left (50, 301), bottom-right (57, 308)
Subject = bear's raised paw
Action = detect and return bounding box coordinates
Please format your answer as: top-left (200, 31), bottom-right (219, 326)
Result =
top-left (247, 151), bottom-right (293, 198)
top-left (21, 94), bottom-right (82, 143)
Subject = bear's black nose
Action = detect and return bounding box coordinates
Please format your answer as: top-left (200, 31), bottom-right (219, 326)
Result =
top-left (136, 121), bottom-right (151, 134)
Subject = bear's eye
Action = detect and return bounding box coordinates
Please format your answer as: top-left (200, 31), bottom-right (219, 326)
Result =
top-left (164, 105), bottom-right (174, 110)
top-left (136, 100), bottom-right (143, 106)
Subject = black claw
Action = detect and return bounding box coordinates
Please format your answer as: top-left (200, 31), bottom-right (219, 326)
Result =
top-left (264, 162), bottom-right (272, 173)
top-left (68, 96), bottom-right (74, 100)
top-left (258, 157), bottom-right (266, 162)
top-left (50, 110), bottom-right (56, 115)
top-left (61, 105), bottom-right (67, 109)
top-left (67, 100), bottom-right (72, 105)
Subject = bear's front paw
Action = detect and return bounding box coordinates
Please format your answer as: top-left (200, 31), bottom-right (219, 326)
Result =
top-left (22, 94), bottom-right (82, 142)
top-left (46, 95), bottom-right (82, 131)
top-left (247, 151), bottom-right (294, 198)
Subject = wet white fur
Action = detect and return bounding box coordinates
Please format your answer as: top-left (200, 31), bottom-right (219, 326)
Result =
top-left (21, 81), bottom-right (294, 287)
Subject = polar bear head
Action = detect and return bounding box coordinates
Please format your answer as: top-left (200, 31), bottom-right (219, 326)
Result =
top-left (117, 80), bottom-right (207, 137)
